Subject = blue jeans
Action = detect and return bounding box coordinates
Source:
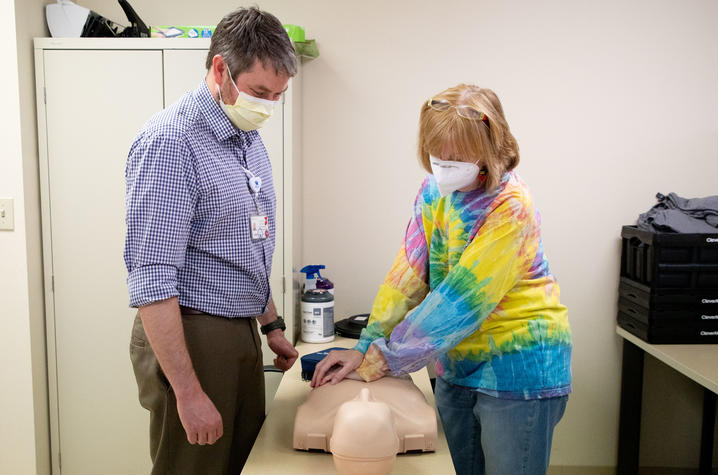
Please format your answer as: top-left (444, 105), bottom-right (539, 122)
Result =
top-left (435, 377), bottom-right (568, 475)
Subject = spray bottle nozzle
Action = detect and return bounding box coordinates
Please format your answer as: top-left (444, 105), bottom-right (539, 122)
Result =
top-left (300, 265), bottom-right (325, 280)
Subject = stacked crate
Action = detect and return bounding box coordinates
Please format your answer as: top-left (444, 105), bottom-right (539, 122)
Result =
top-left (617, 225), bottom-right (718, 344)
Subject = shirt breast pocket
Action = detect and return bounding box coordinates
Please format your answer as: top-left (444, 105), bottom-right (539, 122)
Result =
top-left (195, 168), bottom-right (252, 235)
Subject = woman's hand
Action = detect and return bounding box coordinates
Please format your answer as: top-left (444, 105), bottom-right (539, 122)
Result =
top-left (356, 344), bottom-right (390, 382)
top-left (310, 349), bottom-right (364, 388)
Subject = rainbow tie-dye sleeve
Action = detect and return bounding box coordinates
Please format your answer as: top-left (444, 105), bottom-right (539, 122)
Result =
top-left (354, 184), bottom-right (431, 353)
top-left (358, 186), bottom-right (540, 376)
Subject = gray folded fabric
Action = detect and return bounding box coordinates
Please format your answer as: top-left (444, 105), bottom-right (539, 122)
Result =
top-left (637, 192), bottom-right (718, 233)
top-left (661, 193), bottom-right (718, 225)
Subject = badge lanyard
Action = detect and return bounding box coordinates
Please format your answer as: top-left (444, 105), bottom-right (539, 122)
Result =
top-left (241, 166), bottom-right (270, 241)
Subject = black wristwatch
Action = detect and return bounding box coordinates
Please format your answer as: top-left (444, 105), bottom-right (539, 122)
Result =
top-left (260, 316), bottom-right (286, 335)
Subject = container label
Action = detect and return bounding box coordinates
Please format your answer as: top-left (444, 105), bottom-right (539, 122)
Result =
top-left (706, 237), bottom-right (718, 243)
top-left (323, 307), bottom-right (334, 337)
top-left (301, 303), bottom-right (335, 342)
top-left (701, 315), bottom-right (718, 320)
top-left (302, 307), bottom-right (323, 339)
top-left (702, 299), bottom-right (718, 304)
top-left (701, 331), bottom-right (718, 336)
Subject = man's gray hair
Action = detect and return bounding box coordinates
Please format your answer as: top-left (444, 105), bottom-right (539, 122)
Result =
top-left (206, 6), bottom-right (297, 78)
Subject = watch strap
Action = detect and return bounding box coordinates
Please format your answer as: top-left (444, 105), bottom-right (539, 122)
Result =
top-left (260, 316), bottom-right (286, 335)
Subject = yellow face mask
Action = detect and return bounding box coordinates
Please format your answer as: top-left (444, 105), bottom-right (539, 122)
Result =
top-left (217, 67), bottom-right (277, 131)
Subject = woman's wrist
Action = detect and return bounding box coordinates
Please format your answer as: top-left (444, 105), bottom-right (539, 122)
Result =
top-left (356, 344), bottom-right (390, 382)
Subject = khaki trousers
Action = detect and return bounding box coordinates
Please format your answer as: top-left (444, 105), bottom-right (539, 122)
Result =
top-left (130, 312), bottom-right (265, 475)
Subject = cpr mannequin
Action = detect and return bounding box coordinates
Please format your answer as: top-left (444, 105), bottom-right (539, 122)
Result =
top-left (293, 375), bottom-right (437, 475)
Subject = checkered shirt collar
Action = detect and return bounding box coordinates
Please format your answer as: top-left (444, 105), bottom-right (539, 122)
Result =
top-left (194, 80), bottom-right (257, 148)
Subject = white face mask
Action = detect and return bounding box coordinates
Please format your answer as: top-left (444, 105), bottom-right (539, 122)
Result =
top-left (429, 155), bottom-right (482, 197)
top-left (217, 67), bottom-right (277, 131)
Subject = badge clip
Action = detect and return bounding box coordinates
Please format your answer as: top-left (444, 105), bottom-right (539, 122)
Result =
top-left (249, 176), bottom-right (262, 194)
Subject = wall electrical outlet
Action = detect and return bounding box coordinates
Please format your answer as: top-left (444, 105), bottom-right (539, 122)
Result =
top-left (0, 198), bottom-right (14, 231)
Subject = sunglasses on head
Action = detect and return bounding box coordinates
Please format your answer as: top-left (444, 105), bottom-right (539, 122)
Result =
top-left (427, 98), bottom-right (488, 122)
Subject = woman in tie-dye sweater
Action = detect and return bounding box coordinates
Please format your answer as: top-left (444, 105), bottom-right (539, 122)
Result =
top-left (312, 84), bottom-right (571, 475)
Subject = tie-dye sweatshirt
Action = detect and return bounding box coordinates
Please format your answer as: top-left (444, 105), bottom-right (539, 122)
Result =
top-left (354, 171), bottom-right (572, 399)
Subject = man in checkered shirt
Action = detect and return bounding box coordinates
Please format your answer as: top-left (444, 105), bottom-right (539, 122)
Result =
top-left (124, 7), bottom-right (298, 474)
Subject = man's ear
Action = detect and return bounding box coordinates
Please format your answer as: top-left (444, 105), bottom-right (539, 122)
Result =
top-left (211, 55), bottom-right (226, 85)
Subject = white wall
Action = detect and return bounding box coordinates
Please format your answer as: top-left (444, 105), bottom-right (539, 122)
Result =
top-left (0, 0), bottom-right (39, 473)
top-left (293, 0), bottom-right (718, 467)
top-left (14, 0), bottom-right (53, 473)
top-left (35, 0), bottom-right (718, 469)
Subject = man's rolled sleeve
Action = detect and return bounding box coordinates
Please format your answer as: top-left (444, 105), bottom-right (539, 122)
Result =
top-left (124, 128), bottom-right (197, 308)
top-left (127, 264), bottom-right (180, 307)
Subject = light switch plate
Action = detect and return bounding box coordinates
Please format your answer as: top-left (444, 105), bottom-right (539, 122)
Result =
top-left (0, 198), bottom-right (14, 231)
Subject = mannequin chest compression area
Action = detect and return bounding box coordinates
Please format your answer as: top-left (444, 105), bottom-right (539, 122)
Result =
top-left (293, 376), bottom-right (438, 454)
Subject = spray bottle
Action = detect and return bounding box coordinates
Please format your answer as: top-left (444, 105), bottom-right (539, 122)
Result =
top-left (300, 265), bottom-right (335, 343)
top-left (300, 265), bottom-right (334, 294)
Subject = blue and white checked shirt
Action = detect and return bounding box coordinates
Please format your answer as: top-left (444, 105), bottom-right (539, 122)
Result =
top-left (124, 81), bottom-right (276, 317)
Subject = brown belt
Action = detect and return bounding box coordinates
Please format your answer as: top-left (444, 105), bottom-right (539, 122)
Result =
top-left (179, 306), bottom-right (208, 315)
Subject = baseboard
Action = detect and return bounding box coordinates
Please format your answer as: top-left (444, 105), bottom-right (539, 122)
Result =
top-left (637, 469), bottom-right (718, 475)
top-left (548, 467), bottom-right (718, 475)
top-left (548, 467), bottom-right (615, 475)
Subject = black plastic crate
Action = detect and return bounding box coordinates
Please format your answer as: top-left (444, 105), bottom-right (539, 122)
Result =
top-left (619, 277), bottom-right (718, 309)
top-left (618, 297), bottom-right (718, 326)
top-left (620, 226), bottom-right (718, 289)
top-left (617, 311), bottom-right (718, 344)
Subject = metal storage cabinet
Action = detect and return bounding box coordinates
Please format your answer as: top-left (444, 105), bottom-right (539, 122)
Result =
top-left (34, 38), bottom-right (301, 474)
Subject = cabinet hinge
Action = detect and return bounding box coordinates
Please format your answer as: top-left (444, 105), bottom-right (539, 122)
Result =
top-left (51, 275), bottom-right (55, 292)
top-left (44, 86), bottom-right (47, 105)
top-left (282, 276), bottom-right (286, 294)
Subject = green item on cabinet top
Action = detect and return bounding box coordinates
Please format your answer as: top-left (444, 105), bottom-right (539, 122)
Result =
top-left (149, 23), bottom-right (318, 59)
top-left (283, 24), bottom-right (319, 59)
top-left (151, 26), bottom-right (215, 38)
top-left (283, 24), bottom-right (305, 42)
top-left (294, 39), bottom-right (319, 59)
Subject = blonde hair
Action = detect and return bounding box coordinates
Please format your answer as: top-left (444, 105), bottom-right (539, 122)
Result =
top-left (418, 84), bottom-right (519, 192)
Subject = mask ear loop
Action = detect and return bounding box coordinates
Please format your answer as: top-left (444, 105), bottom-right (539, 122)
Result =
top-left (226, 64), bottom-right (241, 96)
top-left (471, 158), bottom-right (488, 177)
top-left (216, 64), bottom-right (241, 107)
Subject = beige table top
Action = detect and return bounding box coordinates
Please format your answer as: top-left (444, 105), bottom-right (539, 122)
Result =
top-left (616, 326), bottom-right (718, 394)
top-left (243, 337), bottom-right (452, 474)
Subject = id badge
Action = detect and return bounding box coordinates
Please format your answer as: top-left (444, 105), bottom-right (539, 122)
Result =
top-left (250, 214), bottom-right (270, 241)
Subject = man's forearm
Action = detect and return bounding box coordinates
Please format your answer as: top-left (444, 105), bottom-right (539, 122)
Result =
top-left (257, 298), bottom-right (279, 327)
top-left (139, 297), bottom-right (201, 398)
top-left (257, 297), bottom-right (298, 371)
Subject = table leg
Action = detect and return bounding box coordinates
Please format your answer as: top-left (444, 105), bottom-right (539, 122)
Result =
top-left (617, 339), bottom-right (644, 475)
top-left (699, 388), bottom-right (716, 475)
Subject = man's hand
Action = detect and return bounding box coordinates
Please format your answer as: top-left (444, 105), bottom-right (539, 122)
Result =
top-left (258, 298), bottom-right (298, 371)
top-left (310, 349), bottom-right (364, 388)
top-left (139, 298), bottom-right (223, 445)
top-left (266, 330), bottom-right (298, 371)
top-left (176, 387), bottom-right (224, 445)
